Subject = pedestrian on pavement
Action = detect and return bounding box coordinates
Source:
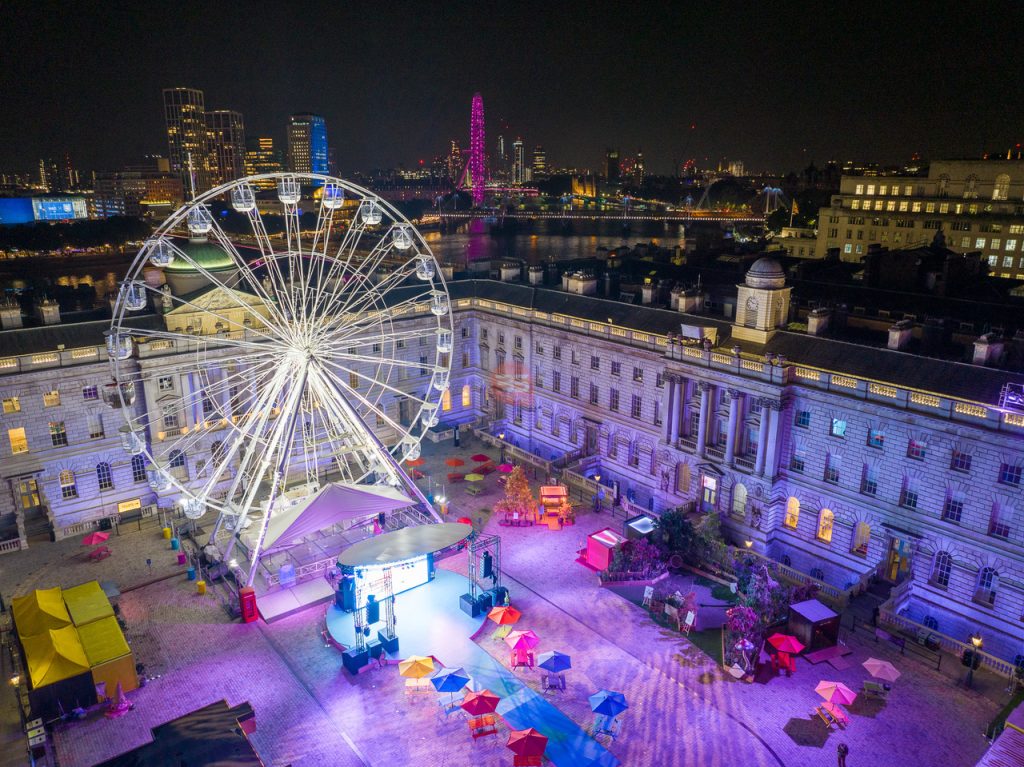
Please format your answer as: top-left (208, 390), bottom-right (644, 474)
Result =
top-left (837, 742), bottom-right (849, 767)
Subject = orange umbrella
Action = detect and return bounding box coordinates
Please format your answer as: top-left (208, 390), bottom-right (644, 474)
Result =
top-left (405, 457), bottom-right (426, 467)
top-left (507, 728), bottom-right (548, 757)
top-left (461, 689), bottom-right (500, 715)
top-left (488, 606), bottom-right (522, 626)
top-left (445, 458), bottom-right (465, 467)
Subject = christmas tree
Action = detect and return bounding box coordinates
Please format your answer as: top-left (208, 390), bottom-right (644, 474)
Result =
top-left (495, 466), bottom-right (536, 518)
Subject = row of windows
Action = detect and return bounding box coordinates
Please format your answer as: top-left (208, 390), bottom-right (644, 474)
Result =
top-left (853, 174), bottom-right (1015, 201)
top-left (2, 386), bottom-right (100, 414)
top-left (57, 455), bottom-right (149, 500)
top-left (7, 415), bottom-right (107, 454)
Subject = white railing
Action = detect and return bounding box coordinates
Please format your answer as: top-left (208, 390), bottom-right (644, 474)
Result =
top-left (0, 538), bottom-right (24, 555)
top-left (736, 547), bottom-right (851, 609)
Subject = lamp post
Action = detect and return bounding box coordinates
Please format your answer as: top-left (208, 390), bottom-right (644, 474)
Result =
top-left (499, 431), bottom-right (506, 464)
top-left (965, 631), bottom-right (983, 688)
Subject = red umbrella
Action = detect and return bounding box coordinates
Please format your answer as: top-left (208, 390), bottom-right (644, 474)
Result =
top-left (504, 629), bottom-right (540, 651)
top-left (409, 469), bottom-right (425, 479)
top-left (461, 689), bottom-right (500, 715)
top-left (497, 463), bottom-right (514, 473)
top-left (471, 453), bottom-right (491, 462)
top-left (767, 633), bottom-right (805, 654)
top-left (445, 457), bottom-right (465, 467)
top-left (488, 606), bottom-right (522, 626)
top-left (457, 517), bottom-right (473, 526)
top-left (507, 728), bottom-right (548, 757)
top-left (405, 457), bottom-right (426, 467)
top-left (82, 531), bottom-right (110, 546)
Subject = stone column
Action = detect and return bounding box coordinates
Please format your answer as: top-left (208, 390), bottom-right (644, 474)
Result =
top-left (762, 400), bottom-right (782, 479)
top-left (755, 398), bottom-right (771, 476)
top-left (724, 389), bottom-right (741, 466)
top-left (679, 378), bottom-right (692, 436)
top-left (664, 376), bottom-right (678, 444)
top-left (696, 382), bottom-right (711, 457)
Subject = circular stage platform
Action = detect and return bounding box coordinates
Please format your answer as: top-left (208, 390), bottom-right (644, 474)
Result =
top-left (337, 522), bottom-right (472, 567)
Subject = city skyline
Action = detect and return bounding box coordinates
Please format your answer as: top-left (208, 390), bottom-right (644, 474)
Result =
top-left (2, 3), bottom-right (1023, 177)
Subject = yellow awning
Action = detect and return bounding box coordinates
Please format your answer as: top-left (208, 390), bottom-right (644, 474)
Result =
top-left (76, 616), bottom-right (130, 666)
top-left (62, 581), bottom-right (114, 626)
top-left (12, 587), bottom-right (71, 639)
top-left (23, 625), bottom-right (90, 689)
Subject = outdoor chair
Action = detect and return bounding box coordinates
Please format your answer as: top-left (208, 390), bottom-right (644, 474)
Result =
top-left (466, 485), bottom-right (483, 496)
top-left (541, 673), bottom-right (566, 692)
top-left (813, 706), bottom-right (837, 729)
top-left (469, 714), bottom-right (498, 740)
top-left (404, 678), bottom-right (432, 698)
top-left (592, 714), bottom-right (621, 739)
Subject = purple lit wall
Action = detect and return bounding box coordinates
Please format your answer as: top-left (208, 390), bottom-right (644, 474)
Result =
top-left (469, 93), bottom-right (486, 207)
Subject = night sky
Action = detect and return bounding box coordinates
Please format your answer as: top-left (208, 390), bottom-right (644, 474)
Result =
top-left (2, 1), bottom-right (1022, 176)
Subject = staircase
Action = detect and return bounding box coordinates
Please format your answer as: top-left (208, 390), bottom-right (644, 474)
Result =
top-left (21, 506), bottom-right (52, 541)
top-left (846, 578), bottom-right (893, 626)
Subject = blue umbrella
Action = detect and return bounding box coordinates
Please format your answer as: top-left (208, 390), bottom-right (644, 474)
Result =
top-left (537, 650), bottom-right (572, 673)
top-left (431, 667), bottom-right (470, 694)
top-left (589, 689), bottom-right (628, 718)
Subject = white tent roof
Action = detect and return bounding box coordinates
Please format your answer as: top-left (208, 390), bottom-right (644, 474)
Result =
top-left (262, 482), bottom-right (414, 552)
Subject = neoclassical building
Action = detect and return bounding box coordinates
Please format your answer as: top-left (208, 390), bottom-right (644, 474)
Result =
top-left (2, 257), bottom-right (1023, 661)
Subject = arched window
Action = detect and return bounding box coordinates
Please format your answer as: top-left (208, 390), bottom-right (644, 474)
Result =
top-left (976, 567), bottom-right (998, 606)
top-left (59, 470), bottom-right (77, 499)
top-left (131, 454), bottom-right (147, 483)
top-left (937, 174), bottom-right (949, 197)
top-left (852, 522), bottom-right (870, 555)
top-left (784, 497), bottom-right (800, 528)
top-left (930, 551), bottom-right (952, 588)
top-left (744, 296), bottom-right (759, 328)
top-left (993, 174), bottom-right (1010, 201)
top-left (731, 483), bottom-right (747, 519)
top-left (96, 462), bottom-right (113, 491)
top-left (816, 508), bottom-right (834, 543)
top-left (963, 174), bottom-right (978, 199)
top-left (441, 388), bottom-right (452, 411)
top-left (461, 385), bottom-right (471, 408)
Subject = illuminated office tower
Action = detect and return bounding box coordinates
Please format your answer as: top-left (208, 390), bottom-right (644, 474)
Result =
top-left (531, 145), bottom-right (547, 181)
top-left (206, 110), bottom-right (246, 186)
top-left (287, 113), bottom-right (328, 175)
top-left (605, 148), bottom-right (620, 183)
top-left (163, 87), bottom-right (211, 193)
top-left (244, 137), bottom-right (285, 189)
top-left (513, 138), bottom-right (525, 185)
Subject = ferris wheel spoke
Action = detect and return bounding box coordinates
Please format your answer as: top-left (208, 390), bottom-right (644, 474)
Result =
top-left (320, 289), bottom-right (435, 345)
top-left (321, 360), bottom-right (433, 412)
top-left (317, 359), bottom-right (423, 431)
top-left (316, 234), bottom-right (396, 319)
top-left (307, 370), bottom-right (387, 477)
top-left (122, 322), bottom-right (281, 356)
top-left (321, 323), bottom-right (438, 350)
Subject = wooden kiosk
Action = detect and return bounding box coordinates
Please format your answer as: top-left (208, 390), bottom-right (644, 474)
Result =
top-left (537, 485), bottom-right (574, 530)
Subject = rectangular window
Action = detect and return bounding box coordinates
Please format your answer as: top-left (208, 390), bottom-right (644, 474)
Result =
top-left (350, 372), bottom-right (360, 388)
top-left (514, 335), bottom-right (522, 350)
top-left (901, 485), bottom-right (919, 509)
top-left (570, 376), bottom-right (579, 399)
top-left (131, 455), bottom-right (147, 483)
top-left (1007, 239), bottom-right (1018, 251)
top-left (49, 421), bottom-right (68, 447)
top-left (950, 450), bottom-right (972, 472)
top-left (611, 361), bottom-right (621, 376)
top-left (824, 456), bottom-right (840, 484)
top-left (789, 449), bottom-right (805, 473)
top-left (481, 328), bottom-right (488, 341)
top-left (861, 466), bottom-right (878, 496)
top-left (552, 346), bottom-right (561, 360)
top-left (989, 509), bottom-right (1011, 539)
top-left (461, 327), bottom-right (468, 339)
top-left (158, 376), bottom-right (174, 391)
top-left (609, 389), bottom-right (620, 412)
top-left (999, 463), bottom-right (1022, 486)
top-left (633, 367), bottom-right (643, 383)
top-left (2, 396), bottom-right (20, 414)
top-left (656, 372), bottom-right (665, 388)
top-left (87, 413), bottom-right (104, 439)
top-left (654, 400), bottom-right (662, 426)
top-left (8, 427), bottom-right (28, 454)
top-left (60, 472), bottom-right (77, 499)
top-left (907, 439), bottom-right (927, 460)
top-left (571, 350), bottom-right (578, 365)
top-left (590, 356), bottom-right (600, 370)
top-left (82, 385), bottom-right (99, 400)
top-left (535, 342), bottom-right (543, 355)
top-left (830, 418), bottom-right (847, 438)
top-left (631, 394), bottom-right (642, 419)
top-left (162, 408), bottom-right (179, 429)
top-left (461, 352), bottom-right (469, 368)
top-left (418, 355), bottom-right (428, 376)
top-left (589, 383), bottom-right (599, 405)
top-left (552, 372), bottom-right (561, 393)
top-left (43, 390), bottom-right (60, 407)
top-left (976, 238), bottom-right (986, 249)
top-left (497, 333), bottom-right (504, 346)
top-left (794, 410), bottom-right (811, 428)
top-left (867, 429), bottom-right (884, 448)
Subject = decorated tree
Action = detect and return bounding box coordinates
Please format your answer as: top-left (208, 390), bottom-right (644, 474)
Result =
top-left (494, 466), bottom-right (536, 518)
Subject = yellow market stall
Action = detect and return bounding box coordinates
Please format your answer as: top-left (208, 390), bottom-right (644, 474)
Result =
top-left (62, 581), bottom-right (114, 626)
top-left (12, 587), bottom-right (71, 637)
top-left (76, 616), bottom-right (138, 699)
top-left (22, 626), bottom-right (94, 720)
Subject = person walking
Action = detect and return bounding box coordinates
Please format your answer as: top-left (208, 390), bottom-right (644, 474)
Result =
top-left (837, 742), bottom-right (849, 767)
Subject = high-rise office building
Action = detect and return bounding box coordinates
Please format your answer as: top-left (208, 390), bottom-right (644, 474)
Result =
top-left (446, 140), bottom-right (462, 183)
top-left (605, 149), bottom-right (621, 183)
top-left (531, 145), bottom-right (547, 181)
top-left (287, 113), bottom-right (328, 175)
top-left (513, 139), bottom-right (526, 185)
top-left (244, 137), bottom-right (285, 189)
top-left (163, 87), bottom-right (211, 194)
top-left (206, 110), bottom-right (246, 187)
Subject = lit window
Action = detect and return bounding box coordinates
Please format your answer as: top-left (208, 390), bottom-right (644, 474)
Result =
top-left (2, 396), bottom-right (20, 414)
top-left (1007, 239), bottom-right (1018, 251)
top-left (907, 439), bottom-right (927, 460)
top-left (816, 509), bottom-right (834, 542)
top-left (855, 184), bottom-right (864, 195)
top-left (442, 388), bottom-right (451, 411)
top-left (43, 390), bottom-right (60, 407)
top-left (976, 238), bottom-right (986, 249)
top-left (866, 184), bottom-right (875, 195)
top-left (867, 429), bottom-right (884, 448)
top-left (784, 497), bottom-right (800, 528)
top-left (843, 244), bottom-right (852, 254)
top-left (1004, 256), bottom-right (1014, 268)
top-left (852, 522), bottom-right (870, 556)
top-left (461, 385), bottom-right (470, 408)
top-left (992, 239), bottom-right (1002, 250)
top-left (879, 185), bottom-right (888, 195)
top-left (96, 462), bottom-right (113, 491)
top-left (912, 202), bottom-right (922, 212)
top-left (60, 470), bottom-right (78, 499)
top-left (8, 427), bottom-right (28, 454)
top-left (830, 418), bottom-right (847, 438)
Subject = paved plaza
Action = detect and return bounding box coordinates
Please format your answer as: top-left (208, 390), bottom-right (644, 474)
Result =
top-left (0, 437), bottom-right (1006, 767)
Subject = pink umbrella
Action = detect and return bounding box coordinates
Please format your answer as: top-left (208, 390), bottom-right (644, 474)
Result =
top-left (504, 629), bottom-right (540, 651)
top-left (82, 531), bottom-right (110, 546)
top-left (497, 463), bottom-right (515, 473)
top-left (815, 680), bottom-right (857, 705)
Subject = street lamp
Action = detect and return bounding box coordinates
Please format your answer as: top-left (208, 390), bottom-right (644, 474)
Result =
top-left (499, 431), bottom-right (506, 464)
top-left (965, 631), bottom-right (983, 688)
top-left (744, 539), bottom-right (754, 549)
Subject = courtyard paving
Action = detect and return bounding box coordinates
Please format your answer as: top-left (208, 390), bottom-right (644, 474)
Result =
top-left (0, 435), bottom-right (1006, 766)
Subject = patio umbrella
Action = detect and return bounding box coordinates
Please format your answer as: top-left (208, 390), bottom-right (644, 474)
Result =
top-left (445, 457), bottom-right (465, 467)
top-left (767, 633), bottom-right (805, 654)
top-left (431, 667), bottom-right (470, 700)
top-left (461, 689), bottom-right (501, 715)
top-left (405, 457), bottom-right (426, 467)
top-left (398, 655), bottom-right (435, 679)
top-left (456, 517), bottom-right (473, 526)
top-left (504, 629), bottom-right (540, 651)
top-left (507, 728), bottom-right (548, 757)
top-left (488, 606), bottom-right (522, 626)
top-left (537, 650), bottom-right (572, 673)
top-left (465, 473), bottom-right (485, 482)
top-left (862, 657), bottom-right (901, 683)
top-left (497, 463), bottom-right (515, 473)
top-left (589, 689), bottom-right (628, 718)
top-left (82, 531), bottom-right (110, 546)
top-left (471, 454), bottom-right (491, 462)
top-left (815, 680), bottom-right (857, 706)
top-left (409, 469), bottom-right (425, 480)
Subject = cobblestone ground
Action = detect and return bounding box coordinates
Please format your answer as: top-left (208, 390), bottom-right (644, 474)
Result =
top-left (0, 438), bottom-right (1005, 766)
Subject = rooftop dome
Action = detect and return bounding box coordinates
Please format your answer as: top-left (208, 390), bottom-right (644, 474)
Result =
top-left (745, 257), bottom-right (786, 289)
top-left (163, 237), bottom-right (237, 273)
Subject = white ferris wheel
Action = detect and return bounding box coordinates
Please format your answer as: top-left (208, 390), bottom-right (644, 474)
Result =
top-left (107, 173), bottom-right (452, 585)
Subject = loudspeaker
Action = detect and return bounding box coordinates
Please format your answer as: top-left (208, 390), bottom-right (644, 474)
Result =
top-left (99, 518), bottom-right (113, 531)
top-left (476, 591), bottom-right (493, 612)
top-left (489, 586), bottom-right (509, 607)
top-left (336, 578), bottom-right (355, 611)
top-left (365, 595), bottom-right (380, 624)
top-left (366, 638), bottom-right (384, 660)
top-left (481, 551), bottom-right (493, 579)
top-left (378, 631), bottom-right (399, 655)
top-left (460, 593), bottom-right (480, 617)
top-left (342, 647), bottom-right (369, 675)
